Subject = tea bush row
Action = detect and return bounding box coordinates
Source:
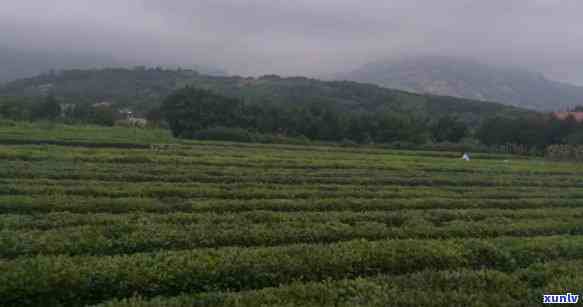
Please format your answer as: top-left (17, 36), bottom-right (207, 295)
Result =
top-left (1, 236), bottom-right (582, 306)
top-left (97, 260), bottom-right (583, 307)
top-left (2, 217), bottom-right (583, 258)
top-left (2, 195), bottom-right (583, 215)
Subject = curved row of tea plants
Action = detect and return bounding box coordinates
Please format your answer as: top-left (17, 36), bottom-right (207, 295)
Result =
top-left (1, 216), bottom-right (583, 259)
top-left (2, 140), bottom-right (583, 306)
top-left (96, 260), bottom-right (583, 307)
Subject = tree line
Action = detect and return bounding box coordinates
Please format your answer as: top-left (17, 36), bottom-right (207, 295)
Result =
top-left (161, 87), bottom-right (468, 144)
top-left (161, 87), bottom-right (583, 149)
top-left (5, 86), bottom-right (583, 150)
top-left (0, 96), bottom-right (117, 125)
top-left (0, 95), bottom-right (162, 126)
top-left (477, 114), bottom-right (583, 149)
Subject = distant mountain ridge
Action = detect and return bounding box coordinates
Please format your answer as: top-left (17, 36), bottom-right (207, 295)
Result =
top-left (339, 56), bottom-right (583, 111)
top-left (0, 67), bottom-right (532, 125)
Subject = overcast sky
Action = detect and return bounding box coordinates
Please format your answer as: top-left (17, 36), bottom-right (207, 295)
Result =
top-left (1, 0), bottom-right (582, 84)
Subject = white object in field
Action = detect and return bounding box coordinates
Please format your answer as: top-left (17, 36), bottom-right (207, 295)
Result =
top-left (462, 153), bottom-right (470, 161)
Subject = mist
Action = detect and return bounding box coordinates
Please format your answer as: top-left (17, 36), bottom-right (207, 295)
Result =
top-left (1, 0), bottom-right (582, 84)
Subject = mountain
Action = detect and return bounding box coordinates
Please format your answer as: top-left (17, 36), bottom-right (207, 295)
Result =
top-left (0, 67), bottom-right (533, 125)
top-left (0, 47), bottom-right (226, 84)
top-left (338, 56), bottom-right (583, 111)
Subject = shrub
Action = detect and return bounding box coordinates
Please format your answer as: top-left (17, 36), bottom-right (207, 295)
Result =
top-left (254, 133), bottom-right (311, 145)
top-left (0, 119), bottom-right (19, 127)
top-left (340, 138), bottom-right (357, 147)
top-left (193, 127), bottom-right (253, 142)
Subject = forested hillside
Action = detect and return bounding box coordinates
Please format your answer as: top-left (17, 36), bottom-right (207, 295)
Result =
top-left (0, 67), bottom-right (530, 123)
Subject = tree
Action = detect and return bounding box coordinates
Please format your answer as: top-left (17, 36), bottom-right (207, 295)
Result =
top-left (161, 87), bottom-right (242, 137)
top-left (547, 114), bottom-right (579, 144)
top-left (476, 115), bottom-right (548, 148)
top-left (319, 108), bottom-right (343, 141)
top-left (476, 117), bottom-right (516, 146)
top-left (33, 95), bottom-right (61, 120)
top-left (565, 131), bottom-right (583, 145)
top-left (69, 104), bottom-right (91, 123)
top-left (373, 113), bottom-right (428, 144)
top-left (145, 107), bottom-right (164, 126)
top-left (432, 116), bottom-right (468, 143)
top-left (0, 97), bottom-right (36, 121)
top-left (88, 105), bottom-right (116, 126)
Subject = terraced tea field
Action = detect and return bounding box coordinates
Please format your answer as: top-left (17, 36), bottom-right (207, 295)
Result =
top-left (1, 139), bottom-right (583, 306)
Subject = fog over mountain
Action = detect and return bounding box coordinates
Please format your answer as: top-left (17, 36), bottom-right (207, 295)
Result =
top-left (339, 56), bottom-right (583, 111)
top-left (0, 47), bottom-right (224, 83)
top-left (0, 47), bottom-right (121, 83)
top-left (1, 0), bottom-right (583, 85)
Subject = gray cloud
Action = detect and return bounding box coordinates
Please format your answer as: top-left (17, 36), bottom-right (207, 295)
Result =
top-left (1, 0), bottom-right (582, 84)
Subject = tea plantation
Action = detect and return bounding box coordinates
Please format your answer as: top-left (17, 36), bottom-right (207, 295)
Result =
top-left (0, 125), bottom-right (582, 306)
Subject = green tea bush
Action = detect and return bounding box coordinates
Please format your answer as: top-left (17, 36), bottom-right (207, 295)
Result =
top-left (2, 236), bottom-right (583, 306)
top-left (2, 135), bottom-right (583, 306)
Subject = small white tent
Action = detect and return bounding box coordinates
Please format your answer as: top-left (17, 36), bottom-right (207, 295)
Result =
top-left (462, 153), bottom-right (470, 161)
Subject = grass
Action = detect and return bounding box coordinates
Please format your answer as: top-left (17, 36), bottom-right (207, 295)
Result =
top-left (0, 120), bottom-right (174, 144)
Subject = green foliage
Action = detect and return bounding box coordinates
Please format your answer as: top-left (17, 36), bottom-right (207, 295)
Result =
top-left (0, 97), bottom-right (39, 120)
top-left (565, 131), bottom-right (583, 145)
top-left (0, 122), bottom-right (173, 144)
top-left (476, 115), bottom-right (548, 148)
top-left (432, 116), bottom-right (468, 143)
top-left (1, 128), bottom-right (583, 306)
top-left (145, 107), bottom-right (163, 126)
top-left (0, 68), bottom-right (531, 125)
top-left (161, 87), bottom-right (243, 137)
top-left (161, 87), bottom-right (431, 144)
top-left (2, 210), bottom-right (583, 259)
top-left (476, 113), bottom-right (583, 150)
top-left (97, 262), bottom-right (581, 307)
top-left (0, 96), bottom-right (122, 127)
top-left (88, 105), bottom-right (116, 126)
top-left (193, 127), bottom-right (253, 142)
top-left (2, 236), bottom-right (583, 306)
top-left (32, 95), bottom-right (61, 120)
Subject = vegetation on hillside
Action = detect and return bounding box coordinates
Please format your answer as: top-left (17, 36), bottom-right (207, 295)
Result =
top-left (477, 113), bottom-right (583, 149)
top-left (6, 67), bottom-right (583, 151)
top-left (0, 67), bottom-right (531, 123)
top-left (162, 87), bottom-right (458, 144)
top-left (161, 86), bottom-right (583, 153)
